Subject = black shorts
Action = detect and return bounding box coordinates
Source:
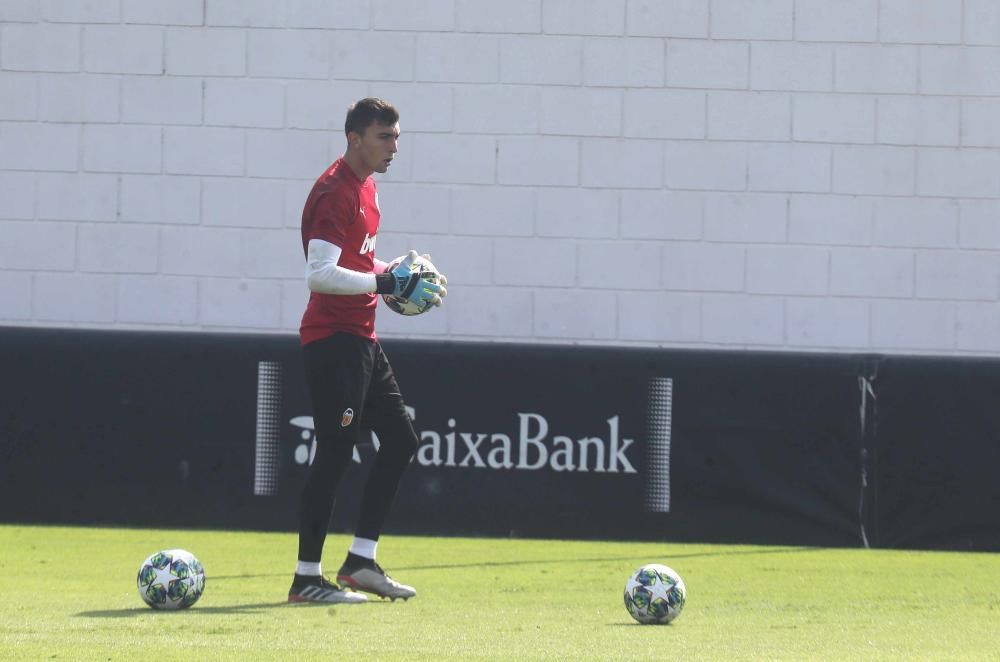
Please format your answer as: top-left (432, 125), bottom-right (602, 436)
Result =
top-left (303, 333), bottom-right (412, 448)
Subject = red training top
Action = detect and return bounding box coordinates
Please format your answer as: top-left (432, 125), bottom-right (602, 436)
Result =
top-left (299, 158), bottom-right (381, 345)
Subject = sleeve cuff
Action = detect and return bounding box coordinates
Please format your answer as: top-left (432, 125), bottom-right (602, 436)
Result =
top-left (375, 273), bottom-right (396, 295)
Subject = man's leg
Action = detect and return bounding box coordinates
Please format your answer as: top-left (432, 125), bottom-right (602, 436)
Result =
top-left (290, 334), bottom-right (373, 604)
top-left (336, 342), bottom-right (419, 600)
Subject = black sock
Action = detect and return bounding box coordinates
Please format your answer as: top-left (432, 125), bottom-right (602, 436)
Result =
top-left (343, 552), bottom-right (374, 570)
top-left (292, 573), bottom-right (322, 587)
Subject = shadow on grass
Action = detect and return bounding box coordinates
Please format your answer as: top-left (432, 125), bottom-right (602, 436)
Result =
top-left (155, 546), bottom-right (821, 584)
top-left (76, 602), bottom-right (288, 618)
top-left (389, 544), bottom-right (824, 572)
top-left (76, 546), bottom-right (820, 618)
top-left (127, 546), bottom-right (823, 583)
top-left (606, 622), bottom-right (680, 627)
top-left (76, 600), bottom-right (398, 618)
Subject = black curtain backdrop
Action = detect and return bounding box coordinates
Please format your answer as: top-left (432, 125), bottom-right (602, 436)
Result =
top-left (868, 357), bottom-right (1000, 550)
top-left (1, 327), bottom-right (997, 551)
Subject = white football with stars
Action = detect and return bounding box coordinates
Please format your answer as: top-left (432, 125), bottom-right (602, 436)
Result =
top-left (623, 563), bottom-right (686, 624)
top-left (136, 549), bottom-right (206, 610)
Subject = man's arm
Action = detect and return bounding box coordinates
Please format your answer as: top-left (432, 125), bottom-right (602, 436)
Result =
top-left (306, 240), bottom-right (438, 301)
top-left (305, 238), bottom-right (379, 294)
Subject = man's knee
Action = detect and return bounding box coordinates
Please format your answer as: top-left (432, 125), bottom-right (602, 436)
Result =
top-left (377, 419), bottom-right (419, 460)
top-left (311, 429), bottom-right (358, 470)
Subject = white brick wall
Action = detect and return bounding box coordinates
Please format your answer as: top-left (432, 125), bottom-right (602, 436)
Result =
top-left (965, 0), bottom-right (1000, 46)
top-left (962, 99), bottom-right (1000, 147)
top-left (165, 28), bottom-right (245, 76)
top-left (880, 0), bottom-right (963, 45)
top-left (752, 42), bottom-right (833, 91)
top-left (833, 146), bottom-right (915, 196)
top-left (624, 90), bottom-right (704, 139)
top-left (0, 221), bottom-right (76, 270)
top-left (82, 25), bottom-right (163, 75)
top-left (78, 223), bottom-right (159, 274)
top-left (749, 143), bottom-right (830, 193)
top-left (2, 1), bottom-right (999, 355)
top-left (584, 38), bottom-right (664, 88)
top-left (415, 34), bottom-right (499, 83)
top-left (40, 74), bottom-right (119, 123)
top-left (82, 124), bottom-right (161, 173)
top-left (712, 0), bottom-right (793, 41)
top-left (122, 0), bottom-right (203, 27)
top-left (118, 275), bottom-right (199, 325)
top-left (746, 245), bottom-right (829, 295)
top-left (877, 96), bottom-right (960, 146)
top-left (201, 178), bottom-right (285, 228)
top-left (835, 44), bottom-right (918, 93)
top-left (787, 297), bottom-right (870, 348)
top-left (709, 92), bottom-right (789, 141)
top-left (661, 242), bottom-right (744, 292)
top-left (667, 40), bottom-right (749, 89)
top-left (500, 36), bottom-right (581, 85)
top-left (666, 142), bottom-right (746, 191)
top-left (34, 272), bottom-right (117, 322)
top-left (627, 0), bottom-right (708, 39)
top-left (621, 191), bottom-right (702, 240)
top-left (704, 194), bottom-right (787, 243)
top-left (0, 171), bottom-right (36, 219)
top-left (543, 0), bottom-right (625, 36)
top-left (163, 126), bottom-right (244, 176)
top-left (871, 299), bottom-right (956, 351)
top-left (536, 189), bottom-right (619, 239)
top-left (37, 173), bottom-right (117, 221)
top-left (1, 23), bottom-right (80, 72)
top-left (456, 0), bottom-right (540, 34)
top-left (498, 136), bottom-right (577, 186)
top-left (960, 200), bottom-right (1000, 250)
top-left (920, 46), bottom-right (1000, 96)
top-left (534, 288), bottom-right (617, 340)
top-left (793, 94), bottom-right (875, 144)
top-left (794, 0), bottom-right (877, 42)
top-left (375, 183), bottom-right (450, 234)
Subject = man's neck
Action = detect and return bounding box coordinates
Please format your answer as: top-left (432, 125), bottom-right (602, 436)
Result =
top-left (342, 151), bottom-right (372, 180)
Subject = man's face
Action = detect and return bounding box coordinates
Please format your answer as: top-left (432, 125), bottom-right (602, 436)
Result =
top-left (351, 121), bottom-right (399, 174)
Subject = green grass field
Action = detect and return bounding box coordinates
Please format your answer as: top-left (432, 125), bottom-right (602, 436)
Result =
top-left (2, 524), bottom-right (998, 661)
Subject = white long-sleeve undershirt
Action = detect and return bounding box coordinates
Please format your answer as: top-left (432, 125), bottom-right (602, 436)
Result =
top-left (305, 238), bottom-right (386, 295)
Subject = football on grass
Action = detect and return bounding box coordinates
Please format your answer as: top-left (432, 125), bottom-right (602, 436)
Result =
top-left (623, 563), bottom-right (686, 624)
top-left (137, 549), bottom-right (206, 610)
top-left (382, 254), bottom-right (443, 316)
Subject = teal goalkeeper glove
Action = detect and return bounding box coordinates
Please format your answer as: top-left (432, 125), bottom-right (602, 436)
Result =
top-left (376, 250), bottom-right (445, 306)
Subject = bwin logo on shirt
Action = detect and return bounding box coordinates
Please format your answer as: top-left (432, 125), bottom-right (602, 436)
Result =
top-left (360, 233), bottom-right (377, 254)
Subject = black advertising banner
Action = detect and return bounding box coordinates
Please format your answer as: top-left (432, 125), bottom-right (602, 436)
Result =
top-left (1, 327), bottom-right (998, 550)
top-left (257, 343), bottom-right (861, 545)
top-left (663, 352), bottom-right (864, 547)
top-left (868, 357), bottom-right (1000, 551)
top-left (256, 344), bottom-right (652, 539)
top-left (0, 329), bottom-right (262, 528)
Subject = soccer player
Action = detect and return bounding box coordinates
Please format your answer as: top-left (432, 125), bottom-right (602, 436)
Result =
top-left (288, 98), bottom-right (446, 604)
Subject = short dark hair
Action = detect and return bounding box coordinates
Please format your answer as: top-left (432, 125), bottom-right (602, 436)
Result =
top-left (344, 97), bottom-right (399, 137)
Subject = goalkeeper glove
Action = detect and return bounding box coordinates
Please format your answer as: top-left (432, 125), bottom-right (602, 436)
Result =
top-left (375, 250), bottom-right (445, 306)
top-left (420, 253), bottom-right (449, 289)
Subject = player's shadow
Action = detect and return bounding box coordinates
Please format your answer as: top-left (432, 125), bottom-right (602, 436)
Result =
top-left (75, 600), bottom-right (397, 618)
top-left (389, 545), bottom-right (823, 572)
top-left (158, 547), bottom-right (820, 578)
top-left (76, 546), bottom-right (822, 618)
top-left (75, 602), bottom-right (288, 617)
top-left (606, 622), bottom-right (682, 628)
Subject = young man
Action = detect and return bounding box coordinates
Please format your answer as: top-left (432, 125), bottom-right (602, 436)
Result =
top-left (289, 98), bottom-right (446, 604)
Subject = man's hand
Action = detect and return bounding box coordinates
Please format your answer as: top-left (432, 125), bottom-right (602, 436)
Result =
top-left (388, 250), bottom-right (445, 306)
top-left (419, 254), bottom-right (448, 305)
